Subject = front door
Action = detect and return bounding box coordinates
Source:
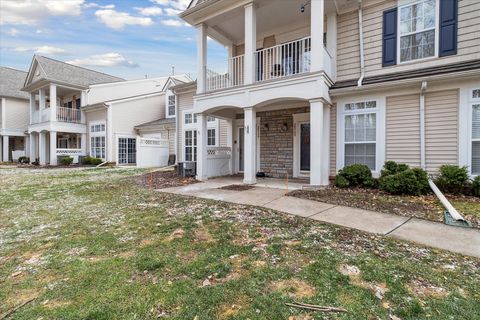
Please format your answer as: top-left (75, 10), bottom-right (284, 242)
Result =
top-left (300, 123), bottom-right (310, 171)
top-left (238, 127), bottom-right (244, 172)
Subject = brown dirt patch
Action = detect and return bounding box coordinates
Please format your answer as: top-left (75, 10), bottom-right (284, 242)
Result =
top-left (116, 251), bottom-right (135, 259)
top-left (42, 299), bottom-right (71, 309)
top-left (164, 228), bottom-right (185, 242)
top-left (338, 264), bottom-right (389, 300)
top-left (5, 288), bottom-right (42, 310)
top-left (288, 315), bottom-right (313, 320)
top-left (134, 170), bottom-right (197, 189)
top-left (269, 278), bottom-right (315, 299)
top-left (193, 226), bottom-right (215, 243)
top-left (219, 184), bottom-right (255, 191)
top-left (217, 295), bottom-right (250, 320)
top-left (406, 279), bottom-right (449, 298)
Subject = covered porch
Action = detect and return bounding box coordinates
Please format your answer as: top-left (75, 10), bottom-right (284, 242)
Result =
top-left (195, 98), bottom-right (332, 186)
top-left (29, 130), bottom-right (86, 165)
top-left (0, 134), bottom-right (27, 162)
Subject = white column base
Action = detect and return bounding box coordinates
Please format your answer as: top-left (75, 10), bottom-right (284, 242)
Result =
top-left (310, 100), bottom-right (329, 186)
top-left (243, 107), bottom-right (257, 185)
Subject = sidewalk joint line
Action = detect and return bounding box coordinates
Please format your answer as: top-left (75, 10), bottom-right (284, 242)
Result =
top-left (307, 205), bottom-right (338, 218)
top-left (384, 217), bottom-right (413, 236)
top-left (261, 195), bottom-right (286, 207)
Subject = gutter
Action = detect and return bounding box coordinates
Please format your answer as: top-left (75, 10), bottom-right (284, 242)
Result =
top-left (357, 0), bottom-right (365, 87)
top-left (420, 81), bottom-right (427, 169)
top-left (428, 179), bottom-right (470, 226)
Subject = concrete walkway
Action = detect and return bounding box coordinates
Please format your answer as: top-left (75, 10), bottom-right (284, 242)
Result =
top-left (161, 177), bottom-right (480, 258)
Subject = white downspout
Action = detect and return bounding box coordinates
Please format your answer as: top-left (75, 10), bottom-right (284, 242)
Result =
top-left (420, 81), bottom-right (427, 169)
top-left (357, 0), bottom-right (365, 87)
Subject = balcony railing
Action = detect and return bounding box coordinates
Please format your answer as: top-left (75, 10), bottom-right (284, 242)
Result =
top-left (206, 55), bottom-right (244, 91)
top-left (57, 107), bottom-right (81, 123)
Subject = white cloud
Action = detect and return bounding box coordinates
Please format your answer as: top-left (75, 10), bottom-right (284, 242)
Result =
top-left (67, 53), bottom-right (139, 68)
top-left (14, 45), bottom-right (67, 55)
top-left (6, 28), bottom-right (20, 36)
top-left (164, 7), bottom-right (181, 16)
top-left (135, 6), bottom-right (163, 16)
top-left (0, 0), bottom-right (84, 25)
top-left (150, 0), bottom-right (169, 5)
top-left (84, 2), bottom-right (115, 9)
top-left (150, 0), bottom-right (190, 12)
top-left (161, 19), bottom-right (188, 27)
top-left (94, 9), bottom-right (153, 30)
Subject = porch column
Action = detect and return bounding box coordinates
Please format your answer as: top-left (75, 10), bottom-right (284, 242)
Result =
top-left (310, 100), bottom-right (329, 186)
top-left (196, 113), bottom-right (208, 181)
top-left (81, 133), bottom-right (87, 155)
top-left (29, 133), bottom-right (36, 162)
top-left (25, 136), bottom-right (30, 158)
top-left (1, 98), bottom-right (6, 129)
top-left (49, 84), bottom-right (57, 122)
top-left (311, 0), bottom-right (325, 72)
top-left (196, 23), bottom-right (207, 94)
top-left (49, 131), bottom-right (57, 165)
top-left (39, 88), bottom-right (46, 110)
top-left (80, 91), bottom-right (87, 123)
top-left (226, 118), bottom-right (234, 174)
top-left (244, 107), bottom-right (257, 184)
top-left (2, 135), bottom-right (8, 162)
top-left (29, 93), bottom-right (36, 124)
top-left (39, 132), bottom-right (46, 165)
top-left (244, 3), bottom-right (257, 85)
top-left (326, 13), bottom-right (337, 59)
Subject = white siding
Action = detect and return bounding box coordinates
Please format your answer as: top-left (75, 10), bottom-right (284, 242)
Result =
top-left (5, 97), bottom-right (29, 132)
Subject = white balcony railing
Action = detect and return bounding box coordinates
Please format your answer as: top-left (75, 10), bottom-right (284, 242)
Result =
top-left (255, 37), bottom-right (312, 82)
top-left (206, 146), bottom-right (232, 178)
top-left (206, 55), bottom-right (244, 91)
top-left (57, 148), bottom-right (84, 164)
top-left (57, 107), bottom-right (81, 123)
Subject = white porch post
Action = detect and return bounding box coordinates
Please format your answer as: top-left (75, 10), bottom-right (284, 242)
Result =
top-left (311, 0), bottom-right (325, 72)
top-left (2, 135), bottom-right (8, 162)
top-left (243, 107), bottom-right (257, 184)
top-left (29, 133), bottom-right (36, 162)
top-left (25, 135), bottom-right (30, 158)
top-left (39, 131), bottom-right (46, 165)
top-left (81, 133), bottom-right (87, 155)
top-left (244, 3), bottom-right (257, 85)
top-left (80, 91), bottom-right (87, 123)
top-left (226, 118), bottom-right (234, 174)
top-left (196, 23), bottom-right (207, 94)
top-left (49, 84), bottom-right (57, 121)
top-left (326, 13), bottom-right (337, 59)
top-left (29, 93), bottom-right (36, 124)
top-left (39, 89), bottom-right (46, 110)
top-left (49, 131), bottom-right (57, 165)
top-left (196, 113), bottom-right (208, 181)
top-left (310, 100), bottom-right (329, 186)
top-left (1, 98), bottom-right (6, 129)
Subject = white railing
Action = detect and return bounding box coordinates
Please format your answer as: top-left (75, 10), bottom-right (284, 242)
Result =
top-left (41, 108), bottom-right (50, 122)
top-left (206, 55), bottom-right (244, 91)
top-left (323, 46), bottom-right (336, 81)
top-left (255, 37), bottom-right (311, 82)
top-left (57, 107), bottom-right (81, 123)
top-left (137, 138), bottom-right (169, 168)
top-left (207, 146), bottom-right (232, 178)
top-left (139, 138), bottom-right (169, 148)
top-left (57, 148), bottom-right (84, 164)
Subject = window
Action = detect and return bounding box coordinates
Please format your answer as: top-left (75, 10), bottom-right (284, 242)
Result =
top-left (399, 0), bottom-right (436, 62)
top-left (184, 130), bottom-right (197, 161)
top-left (472, 89), bottom-right (480, 175)
top-left (118, 138), bottom-right (136, 164)
top-left (167, 94), bottom-right (176, 117)
top-left (207, 116), bottom-right (216, 122)
top-left (207, 129), bottom-right (216, 146)
top-left (91, 136), bottom-right (105, 159)
top-left (90, 123), bottom-right (106, 133)
top-left (63, 101), bottom-right (73, 108)
top-left (344, 101), bottom-right (377, 170)
top-left (75, 98), bottom-right (81, 109)
top-left (184, 112), bottom-right (198, 125)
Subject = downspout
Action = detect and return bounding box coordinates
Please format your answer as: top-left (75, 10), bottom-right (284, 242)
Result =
top-left (357, 0), bottom-right (365, 87)
top-left (420, 81), bottom-right (427, 169)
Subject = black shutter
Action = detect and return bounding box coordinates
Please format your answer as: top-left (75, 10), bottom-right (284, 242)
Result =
top-left (382, 8), bottom-right (397, 67)
top-left (439, 0), bottom-right (458, 57)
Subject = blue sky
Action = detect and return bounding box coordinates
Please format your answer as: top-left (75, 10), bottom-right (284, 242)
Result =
top-left (0, 0), bottom-right (227, 80)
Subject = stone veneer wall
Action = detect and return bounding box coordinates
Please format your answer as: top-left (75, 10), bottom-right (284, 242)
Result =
top-left (257, 107), bottom-right (309, 178)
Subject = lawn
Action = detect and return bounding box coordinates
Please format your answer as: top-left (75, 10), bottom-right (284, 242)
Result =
top-left (0, 168), bottom-right (479, 319)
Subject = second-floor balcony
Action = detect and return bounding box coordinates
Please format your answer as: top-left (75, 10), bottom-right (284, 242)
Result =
top-left (206, 37), bottom-right (336, 92)
top-left (32, 106), bottom-right (82, 124)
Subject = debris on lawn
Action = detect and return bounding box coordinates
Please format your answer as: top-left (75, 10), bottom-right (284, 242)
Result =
top-left (338, 264), bottom-right (389, 300)
top-left (218, 184), bottom-right (255, 191)
top-left (193, 225), bottom-right (215, 243)
top-left (406, 279), bottom-right (449, 298)
top-left (164, 228), bottom-right (185, 242)
top-left (285, 301), bottom-right (347, 313)
top-left (134, 170), bottom-right (198, 189)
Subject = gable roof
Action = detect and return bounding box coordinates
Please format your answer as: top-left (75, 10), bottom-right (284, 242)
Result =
top-left (161, 74), bottom-right (192, 92)
top-left (23, 55), bottom-right (125, 90)
top-left (0, 67), bottom-right (29, 100)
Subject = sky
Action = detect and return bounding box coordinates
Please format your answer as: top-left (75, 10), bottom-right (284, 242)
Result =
top-left (0, 0), bottom-right (227, 80)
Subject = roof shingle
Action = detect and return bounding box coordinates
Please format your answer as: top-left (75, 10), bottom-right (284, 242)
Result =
top-left (0, 67), bottom-right (29, 100)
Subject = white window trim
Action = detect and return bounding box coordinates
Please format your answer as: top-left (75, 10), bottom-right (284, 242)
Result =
top-left (166, 90), bottom-right (176, 118)
top-left (116, 134), bottom-right (137, 165)
top-left (89, 120), bottom-right (106, 160)
top-left (292, 113), bottom-right (310, 178)
top-left (397, 0), bottom-right (440, 65)
top-left (183, 129), bottom-right (197, 162)
top-left (337, 97), bottom-right (386, 177)
top-left (462, 85), bottom-right (480, 177)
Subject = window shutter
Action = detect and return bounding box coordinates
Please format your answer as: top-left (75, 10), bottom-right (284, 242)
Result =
top-left (439, 0), bottom-right (458, 57)
top-left (382, 8), bottom-right (397, 67)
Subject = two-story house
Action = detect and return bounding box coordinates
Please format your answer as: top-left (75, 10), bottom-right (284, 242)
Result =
top-left (0, 67), bottom-right (30, 162)
top-left (178, 0), bottom-right (480, 186)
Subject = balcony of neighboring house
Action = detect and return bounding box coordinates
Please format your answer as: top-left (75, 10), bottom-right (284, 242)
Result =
top-left (186, 0), bottom-right (338, 101)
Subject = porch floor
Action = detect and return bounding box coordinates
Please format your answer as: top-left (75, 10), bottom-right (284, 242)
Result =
top-left (161, 177), bottom-right (480, 258)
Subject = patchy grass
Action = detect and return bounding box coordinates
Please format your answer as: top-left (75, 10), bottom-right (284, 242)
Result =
top-left (289, 187), bottom-right (480, 228)
top-left (0, 167), bottom-right (479, 319)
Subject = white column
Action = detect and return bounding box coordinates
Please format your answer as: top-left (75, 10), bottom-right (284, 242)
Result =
top-left (244, 3), bottom-right (257, 85)
top-left (226, 118), bottom-right (234, 174)
top-left (49, 84), bottom-right (57, 121)
top-left (196, 23), bottom-right (207, 94)
top-left (25, 135), bottom-right (30, 158)
top-left (1, 98), bottom-right (6, 129)
top-left (49, 131), bottom-right (57, 165)
top-left (29, 93), bottom-right (36, 124)
top-left (196, 113), bottom-right (208, 181)
top-left (322, 104), bottom-right (330, 182)
top-left (2, 135), bottom-right (8, 162)
top-left (39, 89), bottom-right (46, 110)
top-left (326, 13), bottom-right (337, 59)
top-left (243, 107), bottom-right (257, 184)
top-left (106, 106), bottom-right (113, 161)
top-left (311, 0), bottom-right (325, 72)
top-left (29, 133), bottom-right (36, 162)
top-left (0, 135), bottom-right (2, 161)
top-left (39, 132), bottom-right (46, 165)
top-left (80, 91), bottom-right (87, 123)
top-left (310, 100), bottom-right (329, 186)
top-left (81, 133), bottom-right (87, 155)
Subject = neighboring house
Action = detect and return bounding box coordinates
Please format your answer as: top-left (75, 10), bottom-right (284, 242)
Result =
top-left (84, 74), bottom-right (191, 167)
top-left (0, 67), bottom-right (30, 162)
top-left (179, 0), bottom-right (480, 185)
top-left (22, 55), bottom-right (124, 165)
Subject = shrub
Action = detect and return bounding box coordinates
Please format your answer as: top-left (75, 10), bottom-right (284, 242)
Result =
top-left (18, 156), bottom-right (30, 164)
top-left (379, 161), bottom-right (429, 195)
top-left (472, 176), bottom-right (480, 197)
top-left (434, 165), bottom-right (469, 194)
top-left (32, 158), bottom-right (40, 166)
top-left (335, 164), bottom-right (375, 188)
top-left (83, 156), bottom-right (103, 166)
top-left (59, 156), bottom-right (73, 166)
